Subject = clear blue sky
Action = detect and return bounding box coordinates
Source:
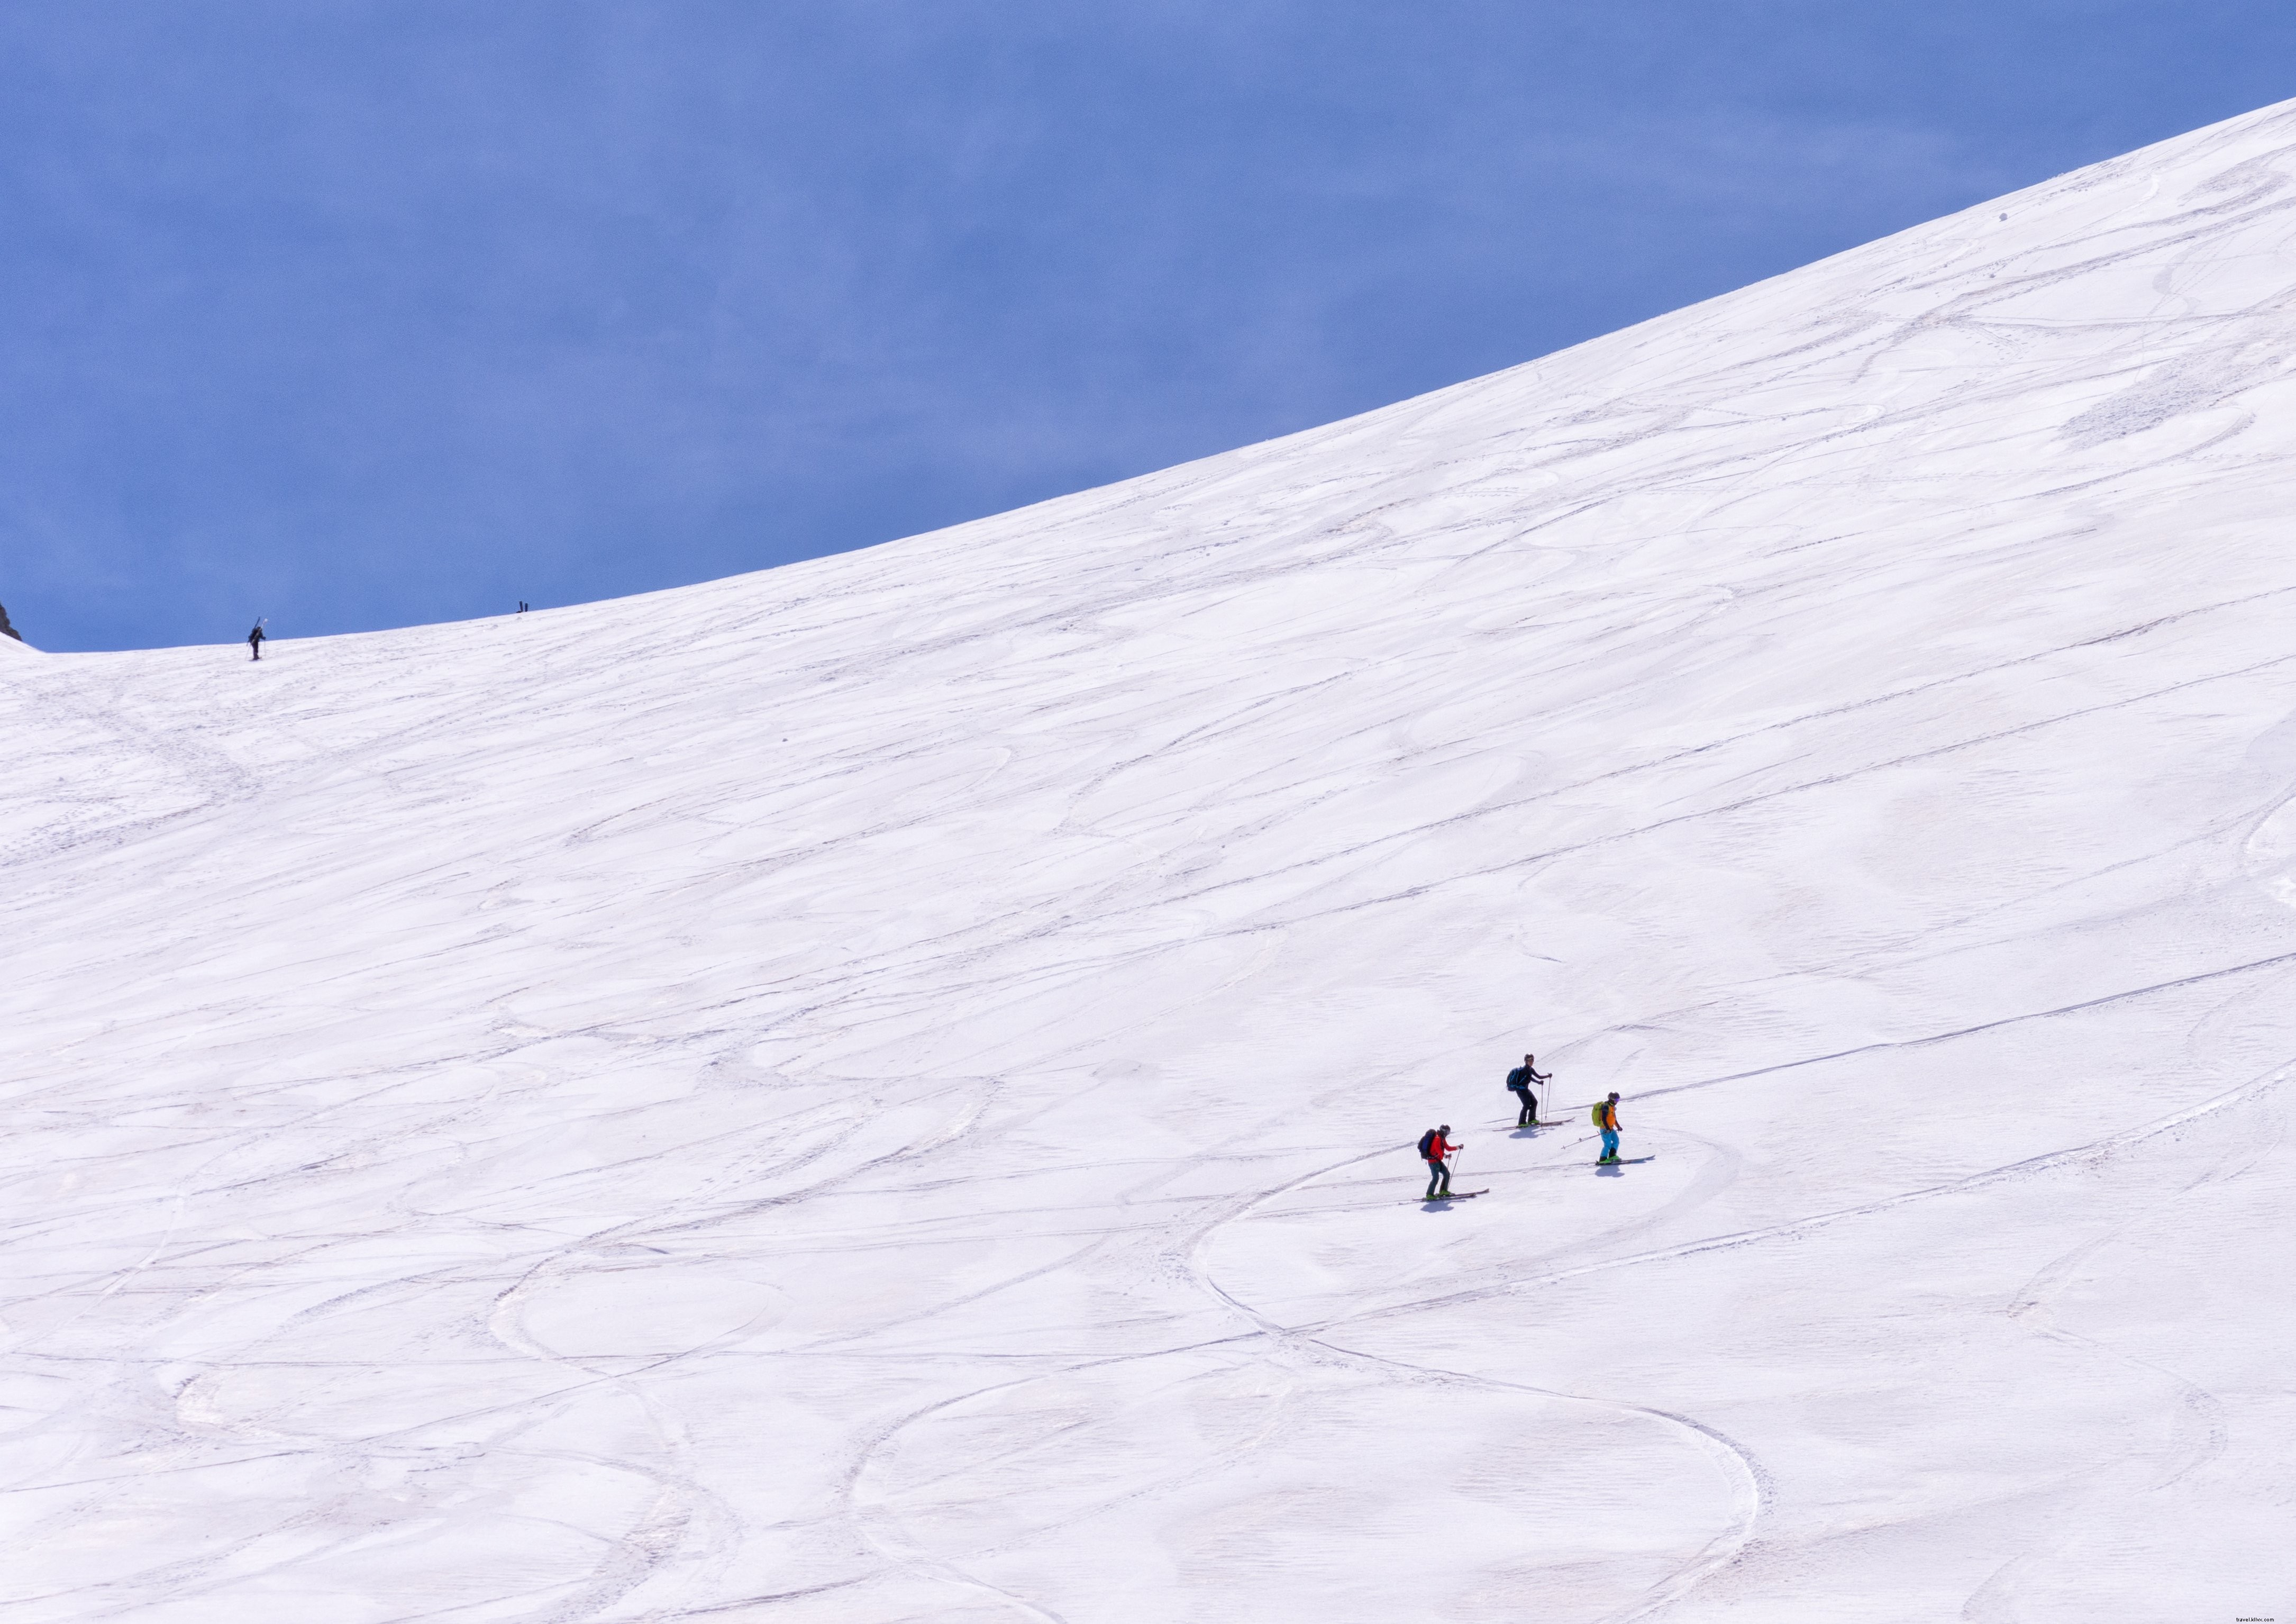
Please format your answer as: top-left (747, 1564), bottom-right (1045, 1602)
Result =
top-left (4, 2), bottom-right (2291, 651)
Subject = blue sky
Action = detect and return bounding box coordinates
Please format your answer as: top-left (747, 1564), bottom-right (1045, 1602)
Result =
top-left (5, 2), bottom-right (2292, 651)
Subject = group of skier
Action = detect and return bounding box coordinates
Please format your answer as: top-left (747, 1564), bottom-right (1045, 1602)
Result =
top-left (1415, 1050), bottom-right (1628, 1200)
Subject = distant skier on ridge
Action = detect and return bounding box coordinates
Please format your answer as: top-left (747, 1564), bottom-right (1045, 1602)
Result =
top-left (247, 621), bottom-right (266, 661)
top-left (1506, 1052), bottom-right (1548, 1126)
top-left (1593, 1092), bottom-right (1622, 1164)
top-left (1418, 1123), bottom-right (1459, 1200)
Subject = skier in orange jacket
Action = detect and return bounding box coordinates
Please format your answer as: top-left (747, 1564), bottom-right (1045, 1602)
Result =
top-left (1594, 1093), bottom-right (1621, 1164)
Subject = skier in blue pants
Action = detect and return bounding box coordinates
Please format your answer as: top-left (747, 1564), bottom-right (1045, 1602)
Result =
top-left (1595, 1093), bottom-right (1621, 1164)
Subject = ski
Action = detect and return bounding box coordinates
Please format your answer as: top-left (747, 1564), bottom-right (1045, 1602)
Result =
top-left (1417, 1188), bottom-right (1490, 1201)
top-left (1595, 1156), bottom-right (1655, 1166)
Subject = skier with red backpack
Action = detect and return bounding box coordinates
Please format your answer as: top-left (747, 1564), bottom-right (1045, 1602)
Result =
top-left (1417, 1124), bottom-right (1460, 1199)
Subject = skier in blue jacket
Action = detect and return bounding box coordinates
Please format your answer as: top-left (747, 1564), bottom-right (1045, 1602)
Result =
top-left (1506, 1053), bottom-right (1548, 1126)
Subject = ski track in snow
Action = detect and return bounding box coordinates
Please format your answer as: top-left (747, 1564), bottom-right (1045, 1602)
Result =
top-left (1182, 1137), bottom-right (1765, 1624)
top-left (10, 101), bottom-right (2296, 1621)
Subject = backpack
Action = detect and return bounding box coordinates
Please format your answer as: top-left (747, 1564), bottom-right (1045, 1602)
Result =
top-left (1417, 1129), bottom-right (1439, 1159)
top-left (1590, 1102), bottom-right (1606, 1127)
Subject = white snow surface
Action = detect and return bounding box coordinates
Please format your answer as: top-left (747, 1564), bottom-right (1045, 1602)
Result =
top-left (8, 102), bottom-right (2296, 1623)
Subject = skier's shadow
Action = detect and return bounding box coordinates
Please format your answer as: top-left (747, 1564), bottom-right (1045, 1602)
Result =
top-left (1596, 1162), bottom-right (1626, 1178)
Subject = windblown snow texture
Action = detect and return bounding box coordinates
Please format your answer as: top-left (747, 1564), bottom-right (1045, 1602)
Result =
top-left (7, 101), bottom-right (2296, 1622)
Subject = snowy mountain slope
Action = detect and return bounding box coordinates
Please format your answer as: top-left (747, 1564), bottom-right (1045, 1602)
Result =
top-left (8, 99), bottom-right (2296, 1622)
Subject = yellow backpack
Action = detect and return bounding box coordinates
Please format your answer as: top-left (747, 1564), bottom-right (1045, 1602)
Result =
top-left (1590, 1102), bottom-right (1605, 1127)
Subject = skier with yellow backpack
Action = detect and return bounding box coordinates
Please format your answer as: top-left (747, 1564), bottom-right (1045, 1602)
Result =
top-left (1591, 1093), bottom-right (1622, 1164)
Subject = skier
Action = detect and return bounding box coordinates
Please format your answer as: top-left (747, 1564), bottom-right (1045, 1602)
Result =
top-left (1506, 1052), bottom-right (1549, 1126)
top-left (247, 621), bottom-right (266, 661)
top-left (1592, 1093), bottom-right (1622, 1164)
top-left (1417, 1124), bottom-right (1459, 1199)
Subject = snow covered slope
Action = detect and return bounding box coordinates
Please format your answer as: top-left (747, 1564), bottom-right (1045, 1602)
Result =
top-left (8, 100), bottom-right (2296, 1623)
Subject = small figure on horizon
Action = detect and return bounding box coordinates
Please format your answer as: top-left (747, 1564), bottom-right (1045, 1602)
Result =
top-left (517, 601), bottom-right (529, 614)
top-left (247, 621), bottom-right (266, 661)
top-left (1506, 1051), bottom-right (1549, 1127)
top-left (1418, 1123), bottom-right (1459, 1200)
top-left (1593, 1093), bottom-right (1622, 1164)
